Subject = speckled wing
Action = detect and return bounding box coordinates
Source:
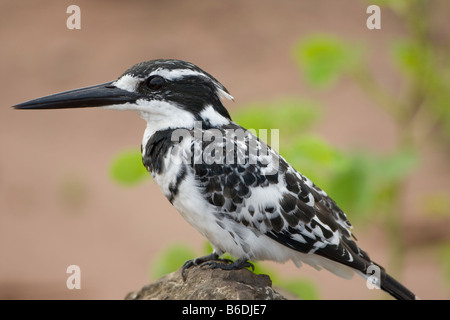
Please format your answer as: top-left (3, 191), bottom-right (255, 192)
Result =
top-left (192, 123), bottom-right (374, 274)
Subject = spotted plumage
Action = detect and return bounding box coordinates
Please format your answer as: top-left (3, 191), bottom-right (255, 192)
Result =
top-left (13, 59), bottom-right (417, 300)
top-left (142, 121), bottom-right (371, 276)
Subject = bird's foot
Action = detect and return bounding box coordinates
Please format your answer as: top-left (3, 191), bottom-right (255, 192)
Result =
top-left (182, 252), bottom-right (227, 281)
top-left (201, 257), bottom-right (255, 272)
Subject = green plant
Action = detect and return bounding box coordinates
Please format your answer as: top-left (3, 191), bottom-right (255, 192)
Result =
top-left (151, 244), bottom-right (198, 279)
top-left (109, 148), bottom-right (150, 185)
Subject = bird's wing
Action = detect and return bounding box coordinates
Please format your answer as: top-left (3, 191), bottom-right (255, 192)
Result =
top-left (192, 123), bottom-right (374, 274)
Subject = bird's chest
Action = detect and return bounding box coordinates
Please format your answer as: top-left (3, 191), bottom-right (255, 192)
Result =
top-left (150, 158), bottom-right (230, 248)
top-left (142, 130), bottom-right (242, 252)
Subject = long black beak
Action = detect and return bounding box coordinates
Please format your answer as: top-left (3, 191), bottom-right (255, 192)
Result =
top-left (13, 81), bottom-right (142, 110)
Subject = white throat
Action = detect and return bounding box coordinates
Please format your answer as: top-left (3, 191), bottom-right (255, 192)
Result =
top-left (139, 103), bottom-right (231, 157)
top-left (139, 100), bottom-right (197, 154)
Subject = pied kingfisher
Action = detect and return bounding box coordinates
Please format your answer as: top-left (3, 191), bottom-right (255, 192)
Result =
top-left (14, 59), bottom-right (417, 300)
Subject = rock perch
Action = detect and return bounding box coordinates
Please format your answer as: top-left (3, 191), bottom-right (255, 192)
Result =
top-left (125, 263), bottom-right (286, 300)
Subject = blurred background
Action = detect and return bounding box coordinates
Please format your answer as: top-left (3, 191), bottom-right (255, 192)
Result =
top-left (1, 0), bottom-right (449, 299)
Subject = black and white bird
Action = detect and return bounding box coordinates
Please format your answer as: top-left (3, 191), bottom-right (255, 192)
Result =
top-left (14, 59), bottom-right (417, 300)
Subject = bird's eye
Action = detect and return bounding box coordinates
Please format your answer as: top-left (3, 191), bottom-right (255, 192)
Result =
top-left (145, 76), bottom-right (165, 90)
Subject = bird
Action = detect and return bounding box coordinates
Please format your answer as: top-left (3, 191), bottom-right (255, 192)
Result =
top-left (14, 59), bottom-right (417, 300)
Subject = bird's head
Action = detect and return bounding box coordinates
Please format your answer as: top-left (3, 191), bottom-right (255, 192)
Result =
top-left (14, 59), bottom-right (234, 131)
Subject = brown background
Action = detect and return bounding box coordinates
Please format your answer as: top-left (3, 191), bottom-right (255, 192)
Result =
top-left (0, 0), bottom-right (449, 299)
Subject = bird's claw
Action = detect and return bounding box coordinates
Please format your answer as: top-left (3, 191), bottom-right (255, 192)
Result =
top-left (201, 258), bottom-right (255, 272)
top-left (181, 252), bottom-right (220, 281)
top-left (181, 254), bottom-right (254, 281)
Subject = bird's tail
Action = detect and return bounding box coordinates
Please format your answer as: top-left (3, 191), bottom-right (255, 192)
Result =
top-left (380, 271), bottom-right (418, 300)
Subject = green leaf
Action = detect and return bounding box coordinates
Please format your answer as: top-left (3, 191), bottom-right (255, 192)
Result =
top-left (293, 35), bottom-right (361, 87)
top-left (232, 98), bottom-right (321, 140)
top-left (391, 40), bottom-right (426, 77)
top-left (278, 278), bottom-right (320, 300)
top-left (251, 262), bottom-right (281, 283)
top-left (151, 244), bottom-right (197, 279)
top-left (109, 149), bottom-right (150, 185)
top-left (283, 135), bottom-right (343, 167)
top-left (375, 149), bottom-right (418, 184)
top-left (326, 149), bottom-right (418, 222)
top-left (280, 134), bottom-right (345, 189)
top-left (327, 153), bottom-right (373, 219)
